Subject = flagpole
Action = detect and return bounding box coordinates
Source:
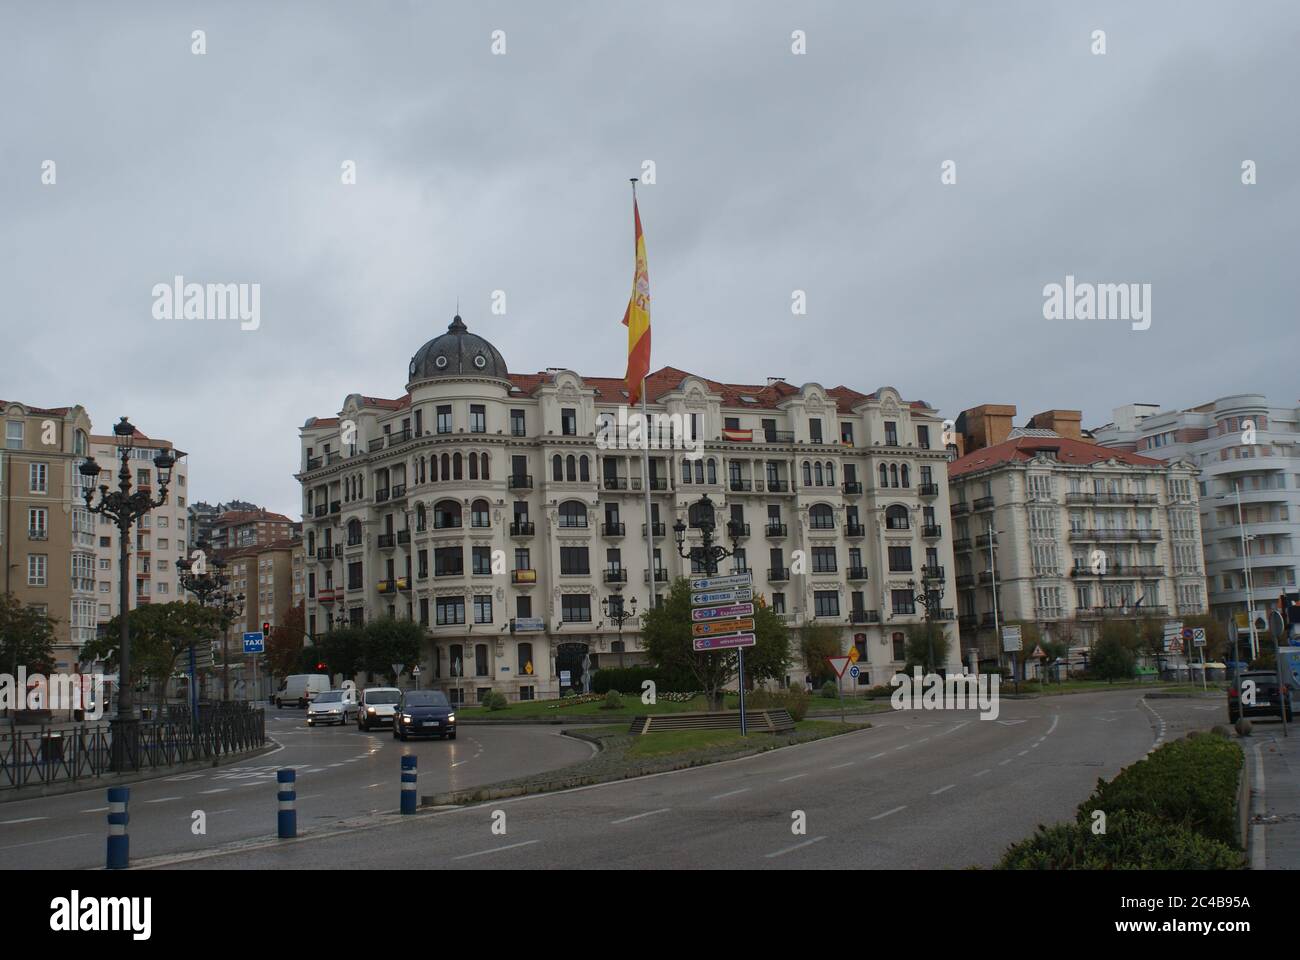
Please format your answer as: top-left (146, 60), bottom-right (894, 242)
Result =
top-left (631, 179), bottom-right (657, 610)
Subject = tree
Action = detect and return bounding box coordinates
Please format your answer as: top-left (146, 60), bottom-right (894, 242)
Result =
top-left (268, 602), bottom-right (306, 678)
top-left (362, 617), bottom-right (424, 682)
top-left (0, 593), bottom-right (57, 717)
top-left (1181, 613), bottom-right (1228, 662)
top-left (640, 578), bottom-right (789, 708)
top-left (799, 621), bottom-right (843, 685)
top-left (79, 602), bottom-right (223, 711)
top-left (903, 621), bottom-right (950, 673)
top-left (1091, 631), bottom-right (1137, 682)
top-left (317, 626), bottom-right (365, 682)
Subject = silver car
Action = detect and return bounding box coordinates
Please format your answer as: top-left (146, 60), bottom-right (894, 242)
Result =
top-left (357, 687), bottom-right (401, 731)
top-left (307, 689), bottom-right (358, 726)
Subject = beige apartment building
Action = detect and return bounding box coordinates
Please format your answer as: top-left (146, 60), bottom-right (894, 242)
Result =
top-left (947, 405), bottom-right (1207, 669)
top-left (210, 509), bottom-right (296, 552)
top-left (1, 401), bottom-right (96, 671)
top-left (224, 536), bottom-right (304, 648)
top-left (297, 314), bottom-right (961, 703)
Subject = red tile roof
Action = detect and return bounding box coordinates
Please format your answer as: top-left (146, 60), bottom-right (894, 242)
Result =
top-left (948, 434), bottom-right (1165, 479)
top-left (217, 509), bottom-right (294, 526)
top-left (0, 401), bottom-right (74, 416)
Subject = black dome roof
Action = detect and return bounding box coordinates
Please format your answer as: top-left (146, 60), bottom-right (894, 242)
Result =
top-left (408, 316), bottom-right (509, 383)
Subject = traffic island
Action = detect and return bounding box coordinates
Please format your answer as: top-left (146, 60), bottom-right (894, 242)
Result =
top-left (421, 718), bottom-right (868, 806)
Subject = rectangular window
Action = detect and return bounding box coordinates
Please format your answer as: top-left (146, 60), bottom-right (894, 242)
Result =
top-left (470, 404), bottom-right (486, 433)
top-left (561, 594), bottom-right (592, 622)
top-left (560, 547), bottom-right (590, 575)
top-left (436, 596), bottom-right (466, 625)
top-left (436, 405), bottom-right (452, 434)
top-left (5, 421), bottom-right (22, 449)
top-left (28, 555), bottom-right (47, 586)
top-left (813, 591), bottom-right (840, 617)
top-left (435, 547), bottom-right (464, 577)
top-left (472, 546), bottom-right (492, 575)
top-left (812, 546), bottom-right (837, 573)
top-left (885, 421), bottom-right (898, 446)
top-left (474, 594), bottom-right (493, 624)
top-left (772, 592), bottom-right (786, 614)
top-left (561, 408), bottom-right (577, 436)
top-left (891, 590), bottom-right (915, 615)
top-left (916, 425), bottom-right (930, 449)
top-left (28, 507), bottom-right (47, 537)
top-left (808, 418), bottom-right (823, 443)
top-left (29, 462), bottom-right (48, 493)
top-left (510, 409), bottom-right (526, 436)
top-left (840, 422), bottom-right (854, 445)
top-left (888, 546), bottom-right (912, 572)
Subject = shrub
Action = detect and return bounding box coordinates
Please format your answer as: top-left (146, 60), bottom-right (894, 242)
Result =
top-left (820, 680), bottom-right (839, 699)
top-left (602, 690), bottom-right (624, 710)
top-left (591, 665), bottom-right (695, 695)
top-left (1076, 734), bottom-right (1243, 848)
top-left (999, 810), bottom-right (1243, 870)
top-left (745, 684), bottom-right (810, 722)
top-left (479, 691), bottom-right (508, 711)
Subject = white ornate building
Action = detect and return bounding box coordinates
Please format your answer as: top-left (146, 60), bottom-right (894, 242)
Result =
top-left (297, 316), bottom-right (961, 702)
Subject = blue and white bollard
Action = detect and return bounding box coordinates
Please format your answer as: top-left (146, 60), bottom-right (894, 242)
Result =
top-left (277, 768), bottom-right (297, 838)
top-left (400, 754), bottom-right (417, 815)
top-left (106, 787), bottom-right (129, 869)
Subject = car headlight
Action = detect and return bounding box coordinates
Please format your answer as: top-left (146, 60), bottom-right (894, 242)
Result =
top-left (447, 713), bottom-right (456, 723)
top-left (402, 715), bottom-right (413, 723)
top-left (367, 706), bottom-right (376, 713)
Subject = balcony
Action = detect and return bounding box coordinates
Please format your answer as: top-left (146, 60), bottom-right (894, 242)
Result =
top-left (922, 565), bottom-right (945, 581)
top-left (318, 588), bottom-right (336, 604)
top-left (842, 481), bottom-right (863, 495)
top-left (396, 577), bottom-right (411, 592)
top-left (330, 500), bottom-right (341, 514)
top-left (375, 488), bottom-right (390, 503)
top-left (845, 523), bottom-right (866, 538)
top-left (642, 522), bottom-right (666, 538)
top-left (315, 548), bottom-right (332, 562)
top-left (951, 502), bottom-right (969, 516)
top-left (644, 569), bottom-right (669, 584)
top-left (850, 609), bottom-right (880, 624)
top-left (973, 497), bottom-right (994, 511)
top-left (334, 544), bottom-right (343, 557)
top-left (601, 522), bottom-right (626, 537)
top-left (376, 578), bottom-right (396, 594)
top-left (306, 456), bottom-right (323, 471)
top-left (919, 483), bottom-right (939, 498)
top-left (728, 478), bottom-right (753, 492)
top-left (959, 614), bottom-right (977, 630)
top-left (847, 566), bottom-right (868, 580)
top-left (603, 477), bottom-right (629, 490)
top-left (922, 524), bottom-right (942, 539)
top-left (647, 478), bottom-right (669, 491)
top-left (764, 429), bottom-right (795, 444)
top-left (956, 574), bottom-right (975, 588)
top-left (768, 567), bottom-right (790, 581)
top-left (765, 522), bottom-right (788, 538)
top-left (347, 536), bottom-right (363, 548)
top-left (390, 484), bottom-right (407, 501)
top-left (397, 530), bottom-right (411, 545)
top-left (604, 568), bottom-right (627, 584)
top-left (377, 533), bottom-right (396, 550)
top-left (313, 504), bottom-right (328, 518)
top-left (975, 533), bottom-right (997, 548)
top-left (937, 608), bottom-right (955, 621)
top-left (766, 479), bottom-right (791, 493)
top-left (388, 429), bottom-right (413, 448)
top-left (512, 569), bottom-right (538, 584)
top-left (508, 475), bottom-right (534, 490)
top-left (510, 521), bottom-right (535, 537)
top-left (953, 538), bottom-right (972, 552)
top-left (978, 571), bottom-right (995, 584)
top-left (727, 521), bottom-right (750, 538)
top-left (27, 528), bottom-right (47, 541)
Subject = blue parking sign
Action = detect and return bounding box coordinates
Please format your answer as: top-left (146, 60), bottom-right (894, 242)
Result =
top-left (243, 631), bottom-right (265, 653)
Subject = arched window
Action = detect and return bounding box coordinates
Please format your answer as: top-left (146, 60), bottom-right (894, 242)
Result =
top-left (890, 463), bottom-right (899, 487)
top-left (879, 463), bottom-right (889, 488)
top-left (480, 453), bottom-right (490, 480)
top-left (441, 454), bottom-right (450, 482)
top-left (358, 474), bottom-right (364, 497)
top-left (415, 504), bottom-right (426, 532)
top-left (566, 455), bottom-right (577, 482)
top-left (681, 459), bottom-right (692, 484)
top-left (559, 500), bottom-right (587, 528)
top-left (468, 454), bottom-right (478, 480)
top-left (706, 459), bottom-right (717, 485)
top-left (347, 518), bottom-right (362, 545)
top-left (886, 504), bottom-right (909, 530)
top-left (434, 499), bottom-right (462, 529)
top-left (900, 464), bottom-right (910, 488)
top-left (552, 454), bottom-right (563, 481)
top-left (74, 430), bottom-right (87, 456)
top-left (471, 499), bottom-right (490, 528)
top-left (802, 461), bottom-right (813, 487)
top-left (453, 453), bottom-right (463, 480)
top-left (814, 462), bottom-right (824, 486)
top-left (694, 459), bottom-right (704, 484)
top-left (810, 503), bottom-right (834, 529)
top-left (826, 462), bottom-right (835, 485)
top-left (579, 456), bottom-right (590, 482)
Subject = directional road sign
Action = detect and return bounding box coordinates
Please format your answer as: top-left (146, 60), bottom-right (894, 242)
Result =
top-left (691, 603), bottom-right (754, 622)
top-left (692, 618), bottom-right (755, 638)
top-left (691, 588), bottom-right (752, 606)
top-left (690, 574), bottom-right (753, 592)
top-left (692, 633), bottom-right (756, 652)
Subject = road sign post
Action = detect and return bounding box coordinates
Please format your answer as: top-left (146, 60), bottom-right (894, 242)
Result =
top-left (690, 573), bottom-right (755, 735)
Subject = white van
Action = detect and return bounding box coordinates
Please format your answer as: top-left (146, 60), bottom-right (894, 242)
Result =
top-left (275, 674), bottom-right (331, 708)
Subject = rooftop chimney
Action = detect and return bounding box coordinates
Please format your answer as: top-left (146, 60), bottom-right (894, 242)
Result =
top-left (954, 404), bottom-right (1017, 454)
top-left (1026, 409), bottom-right (1084, 441)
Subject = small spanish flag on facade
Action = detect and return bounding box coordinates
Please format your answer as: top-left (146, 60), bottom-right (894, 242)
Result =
top-left (622, 193), bottom-right (651, 405)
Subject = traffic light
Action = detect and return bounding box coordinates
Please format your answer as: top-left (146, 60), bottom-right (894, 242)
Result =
top-left (262, 621), bottom-right (272, 637)
top-left (316, 662), bottom-right (326, 671)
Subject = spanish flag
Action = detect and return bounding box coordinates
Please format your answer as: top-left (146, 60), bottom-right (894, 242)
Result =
top-left (621, 196), bottom-right (651, 405)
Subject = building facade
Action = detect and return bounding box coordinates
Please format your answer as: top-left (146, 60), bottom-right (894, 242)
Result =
top-left (296, 315), bottom-right (961, 703)
top-left (0, 401), bottom-right (96, 670)
top-left (209, 508), bottom-right (296, 553)
top-left (948, 405), bottom-right (1207, 666)
top-left (1093, 394), bottom-right (1300, 646)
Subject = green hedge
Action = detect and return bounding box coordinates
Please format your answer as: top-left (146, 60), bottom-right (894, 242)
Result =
top-left (591, 665), bottom-right (695, 695)
top-left (1076, 731), bottom-right (1243, 848)
top-left (999, 811), bottom-right (1243, 870)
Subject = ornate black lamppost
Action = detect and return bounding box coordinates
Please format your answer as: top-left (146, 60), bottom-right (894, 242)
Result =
top-left (177, 542), bottom-right (245, 701)
top-left (907, 562), bottom-right (948, 674)
top-left (601, 593), bottom-right (639, 669)
top-left (672, 495), bottom-right (737, 577)
top-left (79, 417), bottom-right (176, 771)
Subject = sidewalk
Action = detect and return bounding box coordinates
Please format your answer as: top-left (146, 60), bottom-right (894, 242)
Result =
top-left (1250, 723), bottom-right (1300, 868)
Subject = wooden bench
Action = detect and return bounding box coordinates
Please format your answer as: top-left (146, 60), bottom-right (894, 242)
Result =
top-left (628, 710), bottom-right (795, 735)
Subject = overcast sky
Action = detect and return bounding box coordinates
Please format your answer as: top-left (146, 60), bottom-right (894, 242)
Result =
top-left (3, 0), bottom-right (1297, 517)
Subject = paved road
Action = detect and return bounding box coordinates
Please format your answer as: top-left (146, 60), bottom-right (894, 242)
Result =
top-left (143, 690), bottom-right (1221, 870)
top-left (0, 710), bottom-right (592, 869)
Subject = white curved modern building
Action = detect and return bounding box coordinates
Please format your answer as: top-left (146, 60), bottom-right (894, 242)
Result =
top-left (297, 315), bottom-right (960, 702)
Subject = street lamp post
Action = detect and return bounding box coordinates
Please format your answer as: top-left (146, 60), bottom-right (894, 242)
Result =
top-left (79, 417), bottom-right (176, 772)
top-left (1218, 483), bottom-right (1259, 664)
top-left (673, 495), bottom-right (741, 712)
top-left (907, 562), bottom-right (947, 674)
top-left (601, 594), bottom-right (639, 669)
top-left (177, 542), bottom-right (245, 702)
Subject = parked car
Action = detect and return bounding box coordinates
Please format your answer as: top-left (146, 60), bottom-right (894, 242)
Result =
top-left (393, 689), bottom-right (457, 741)
top-left (275, 674), bottom-right (331, 709)
top-left (307, 688), bottom-right (359, 726)
top-left (1229, 670), bottom-right (1294, 722)
top-left (358, 687), bottom-right (401, 731)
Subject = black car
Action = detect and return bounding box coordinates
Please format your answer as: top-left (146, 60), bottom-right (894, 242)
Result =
top-left (393, 690), bottom-right (457, 741)
top-left (1229, 670), bottom-right (1294, 722)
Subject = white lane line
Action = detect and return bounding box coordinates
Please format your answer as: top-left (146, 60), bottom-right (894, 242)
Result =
top-left (917, 737), bottom-right (930, 743)
top-left (1252, 740), bottom-right (1267, 870)
top-left (164, 774), bottom-right (204, 782)
top-left (1030, 742), bottom-right (1041, 749)
top-left (145, 796), bottom-right (182, 804)
top-left (0, 832), bottom-right (90, 851)
top-left (296, 794), bottom-right (322, 801)
top-left (764, 836), bottom-right (826, 859)
top-left (893, 745), bottom-right (907, 751)
top-left (610, 807), bottom-right (671, 825)
top-left (198, 788), bottom-right (230, 795)
top-left (778, 773), bottom-right (807, 783)
top-left (452, 839), bottom-right (539, 861)
top-left (80, 807), bottom-right (110, 814)
top-left (709, 787), bottom-right (750, 801)
top-left (305, 768), bottom-right (326, 774)
top-left (998, 758), bottom-right (1013, 766)
top-left (870, 805), bottom-right (907, 821)
top-left (973, 769), bottom-right (991, 778)
top-left (0, 817), bottom-right (47, 825)
top-left (364, 783), bottom-right (384, 789)
top-left (329, 763), bottom-right (345, 768)
top-left (935, 720), bottom-right (971, 737)
top-left (828, 762), bottom-right (854, 770)
top-left (1046, 714), bottom-right (1059, 736)
top-left (868, 752), bottom-right (887, 760)
top-left (930, 784), bottom-right (955, 796)
top-left (1036, 737), bottom-right (1046, 743)
top-left (1018, 750), bottom-right (1029, 756)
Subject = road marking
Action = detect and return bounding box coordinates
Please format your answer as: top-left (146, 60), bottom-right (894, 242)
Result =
top-left (868, 752), bottom-right (887, 760)
top-left (164, 774), bottom-right (204, 782)
top-left (80, 806), bottom-right (110, 814)
top-left (709, 787), bottom-right (751, 800)
top-left (145, 796), bottom-right (182, 804)
top-left (0, 832), bottom-right (90, 851)
top-left (1251, 740), bottom-right (1266, 870)
top-left (198, 788), bottom-right (230, 795)
top-left (973, 769), bottom-right (991, 777)
top-left (0, 817), bottom-right (46, 825)
top-left (452, 839), bottom-right (539, 861)
top-left (917, 737), bottom-right (930, 743)
top-left (870, 805), bottom-right (907, 821)
top-left (893, 745), bottom-right (907, 751)
top-left (828, 762), bottom-right (854, 770)
top-left (778, 773), bottom-right (807, 783)
top-left (1046, 714), bottom-right (1059, 736)
top-left (930, 784), bottom-right (955, 796)
top-left (296, 794), bottom-right (322, 801)
top-left (998, 758), bottom-right (1013, 766)
top-left (305, 768), bottom-right (326, 774)
top-left (764, 836), bottom-right (825, 859)
top-left (935, 720), bottom-right (970, 737)
top-left (364, 783), bottom-right (384, 789)
top-left (610, 807), bottom-right (671, 825)
top-left (1018, 750), bottom-right (1029, 756)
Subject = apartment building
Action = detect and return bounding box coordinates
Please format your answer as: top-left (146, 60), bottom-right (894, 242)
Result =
top-left (90, 430), bottom-right (190, 626)
top-left (0, 401), bottom-right (96, 670)
top-left (948, 405), bottom-right (1206, 664)
top-left (1094, 395), bottom-right (1300, 646)
top-left (188, 499), bottom-right (257, 551)
top-left (221, 537), bottom-right (304, 684)
top-left (210, 508), bottom-right (296, 553)
top-left (297, 314), bottom-right (961, 702)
